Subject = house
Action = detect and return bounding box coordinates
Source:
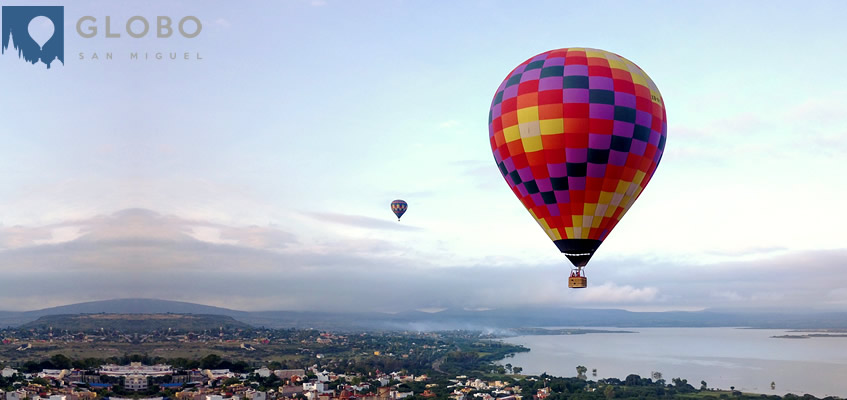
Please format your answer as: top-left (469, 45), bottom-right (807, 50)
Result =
top-left (273, 369), bottom-right (305, 381)
top-left (253, 368), bottom-right (271, 378)
top-left (302, 382), bottom-right (327, 393)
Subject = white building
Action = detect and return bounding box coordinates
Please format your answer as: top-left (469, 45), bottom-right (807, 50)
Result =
top-left (205, 369), bottom-right (234, 380)
top-left (253, 367), bottom-right (271, 378)
top-left (38, 370), bottom-right (68, 380)
top-left (5, 391), bottom-right (25, 400)
top-left (99, 363), bottom-right (173, 377)
top-left (245, 390), bottom-right (266, 400)
top-left (1, 368), bottom-right (17, 378)
top-left (98, 362), bottom-right (174, 391)
top-left (302, 382), bottom-right (328, 393)
top-left (125, 375), bottom-right (149, 391)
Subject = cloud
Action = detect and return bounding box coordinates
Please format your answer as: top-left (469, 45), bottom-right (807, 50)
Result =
top-left (0, 225), bottom-right (56, 249)
top-left (214, 18), bottom-right (232, 28)
top-left (575, 282), bottom-right (659, 303)
top-left (302, 211), bottom-right (422, 231)
top-left (0, 209), bottom-right (845, 314)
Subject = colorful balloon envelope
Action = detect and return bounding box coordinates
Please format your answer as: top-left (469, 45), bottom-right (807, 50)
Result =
top-left (488, 48), bottom-right (667, 283)
top-left (391, 199), bottom-right (408, 221)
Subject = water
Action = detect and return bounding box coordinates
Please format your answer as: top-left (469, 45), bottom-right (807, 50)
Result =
top-left (498, 327), bottom-right (847, 398)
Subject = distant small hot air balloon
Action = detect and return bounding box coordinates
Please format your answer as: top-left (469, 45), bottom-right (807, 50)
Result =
top-left (391, 200), bottom-right (408, 221)
top-left (488, 48), bottom-right (667, 288)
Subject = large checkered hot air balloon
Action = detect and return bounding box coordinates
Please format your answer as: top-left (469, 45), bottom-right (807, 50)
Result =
top-left (488, 48), bottom-right (667, 288)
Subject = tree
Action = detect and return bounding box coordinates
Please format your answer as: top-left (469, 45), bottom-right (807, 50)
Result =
top-left (701, 380), bottom-right (708, 390)
top-left (223, 377), bottom-right (241, 386)
top-left (624, 374), bottom-right (642, 386)
top-left (771, 381), bottom-right (776, 390)
top-left (50, 354), bottom-right (72, 369)
top-left (604, 385), bottom-right (615, 399)
top-left (513, 367), bottom-right (523, 375)
top-left (31, 377), bottom-right (51, 387)
top-left (672, 378), bottom-right (695, 393)
top-left (200, 354), bottom-right (222, 370)
top-left (505, 363), bottom-right (513, 374)
top-left (576, 365), bottom-right (587, 380)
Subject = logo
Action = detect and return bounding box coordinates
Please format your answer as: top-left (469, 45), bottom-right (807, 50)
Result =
top-left (1, 6), bottom-right (64, 69)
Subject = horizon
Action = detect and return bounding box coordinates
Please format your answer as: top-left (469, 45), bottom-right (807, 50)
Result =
top-left (1, 1), bottom-right (846, 314)
top-left (1, 297), bottom-right (840, 315)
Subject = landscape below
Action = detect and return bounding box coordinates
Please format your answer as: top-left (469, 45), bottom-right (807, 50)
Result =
top-left (2, 299), bottom-right (846, 331)
top-left (0, 300), bottom-right (843, 400)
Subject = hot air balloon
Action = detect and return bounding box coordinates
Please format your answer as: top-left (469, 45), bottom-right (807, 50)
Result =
top-left (391, 199), bottom-right (408, 221)
top-left (488, 48), bottom-right (667, 288)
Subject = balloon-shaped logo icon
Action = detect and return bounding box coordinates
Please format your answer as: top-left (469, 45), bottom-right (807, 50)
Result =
top-left (28, 16), bottom-right (55, 51)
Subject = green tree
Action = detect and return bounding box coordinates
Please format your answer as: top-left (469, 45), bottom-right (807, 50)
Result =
top-left (624, 374), bottom-right (642, 386)
top-left (701, 380), bottom-right (708, 390)
top-left (50, 354), bottom-right (72, 369)
top-left (200, 354), bottom-right (222, 370)
top-left (513, 366), bottom-right (523, 375)
top-left (32, 377), bottom-right (51, 386)
top-left (604, 385), bottom-right (615, 399)
top-left (223, 377), bottom-right (241, 386)
top-left (505, 363), bottom-right (513, 374)
top-left (576, 365), bottom-right (587, 379)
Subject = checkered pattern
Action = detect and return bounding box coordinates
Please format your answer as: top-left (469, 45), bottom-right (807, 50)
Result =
top-left (391, 200), bottom-right (408, 219)
top-left (489, 48), bottom-right (667, 243)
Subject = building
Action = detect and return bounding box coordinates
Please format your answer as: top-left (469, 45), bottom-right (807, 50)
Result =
top-left (98, 362), bottom-right (174, 392)
top-left (274, 369), bottom-right (305, 382)
top-left (125, 375), bottom-right (149, 391)
top-left (38, 370), bottom-right (68, 381)
top-left (99, 363), bottom-right (173, 377)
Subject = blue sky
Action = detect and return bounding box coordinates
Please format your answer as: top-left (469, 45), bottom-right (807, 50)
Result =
top-left (0, 1), bottom-right (846, 312)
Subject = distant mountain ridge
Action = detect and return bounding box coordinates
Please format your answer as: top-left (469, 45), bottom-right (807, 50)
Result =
top-left (24, 298), bottom-right (248, 317)
top-left (19, 313), bottom-right (252, 332)
top-left (1, 298), bottom-right (846, 331)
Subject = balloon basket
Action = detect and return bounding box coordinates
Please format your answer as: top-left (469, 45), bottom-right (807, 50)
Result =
top-left (569, 267), bottom-right (587, 288)
top-left (568, 276), bottom-right (587, 288)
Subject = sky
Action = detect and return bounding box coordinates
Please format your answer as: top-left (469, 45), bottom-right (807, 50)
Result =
top-left (0, 0), bottom-right (846, 313)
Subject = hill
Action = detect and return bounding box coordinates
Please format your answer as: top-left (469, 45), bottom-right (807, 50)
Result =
top-left (24, 298), bottom-right (248, 317)
top-left (2, 298), bottom-right (847, 331)
top-left (18, 313), bottom-right (253, 332)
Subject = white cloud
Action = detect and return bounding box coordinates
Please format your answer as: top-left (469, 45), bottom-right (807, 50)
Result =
top-left (575, 282), bottom-right (659, 304)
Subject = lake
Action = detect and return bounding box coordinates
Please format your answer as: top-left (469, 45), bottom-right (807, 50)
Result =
top-left (498, 327), bottom-right (847, 398)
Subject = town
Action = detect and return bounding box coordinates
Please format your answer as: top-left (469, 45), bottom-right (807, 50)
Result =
top-left (0, 315), bottom-right (838, 400)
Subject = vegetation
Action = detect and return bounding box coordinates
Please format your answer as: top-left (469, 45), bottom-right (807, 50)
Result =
top-left (18, 313), bottom-right (252, 332)
top-left (0, 315), bottom-right (837, 400)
